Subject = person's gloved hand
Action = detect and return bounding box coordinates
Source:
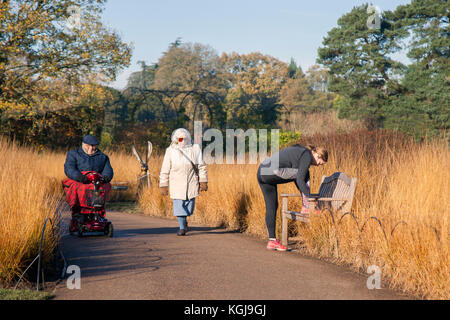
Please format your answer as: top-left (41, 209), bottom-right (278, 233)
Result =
top-left (160, 187), bottom-right (168, 196)
top-left (200, 182), bottom-right (208, 192)
top-left (78, 174), bottom-right (88, 183)
top-left (101, 176), bottom-right (111, 183)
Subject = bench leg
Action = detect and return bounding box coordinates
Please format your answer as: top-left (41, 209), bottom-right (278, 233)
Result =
top-left (309, 199), bottom-right (317, 213)
top-left (281, 197), bottom-right (288, 247)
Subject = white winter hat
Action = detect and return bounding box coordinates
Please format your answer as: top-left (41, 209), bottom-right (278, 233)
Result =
top-left (170, 128), bottom-right (192, 146)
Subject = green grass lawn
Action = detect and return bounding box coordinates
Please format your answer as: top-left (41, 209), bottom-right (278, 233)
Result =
top-left (0, 288), bottom-right (52, 300)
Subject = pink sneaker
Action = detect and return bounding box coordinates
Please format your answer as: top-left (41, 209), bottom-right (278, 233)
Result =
top-left (266, 239), bottom-right (287, 251)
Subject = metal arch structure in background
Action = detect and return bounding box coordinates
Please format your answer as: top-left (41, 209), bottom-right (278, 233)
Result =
top-left (124, 88), bottom-right (223, 191)
top-left (123, 87), bottom-right (224, 125)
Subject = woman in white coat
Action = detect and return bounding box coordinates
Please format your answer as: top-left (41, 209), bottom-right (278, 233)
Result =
top-left (159, 128), bottom-right (208, 236)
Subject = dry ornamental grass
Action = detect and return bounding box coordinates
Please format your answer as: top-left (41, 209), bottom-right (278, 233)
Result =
top-left (0, 140), bottom-right (140, 286)
top-left (1, 129), bottom-right (448, 299)
top-left (139, 129), bottom-right (449, 299)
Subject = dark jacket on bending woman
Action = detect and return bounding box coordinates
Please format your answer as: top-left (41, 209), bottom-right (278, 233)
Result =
top-left (64, 147), bottom-right (114, 182)
top-left (257, 144), bottom-right (312, 197)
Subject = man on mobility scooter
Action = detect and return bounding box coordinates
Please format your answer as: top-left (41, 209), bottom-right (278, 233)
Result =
top-left (62, 135), bottom-right (114, 237)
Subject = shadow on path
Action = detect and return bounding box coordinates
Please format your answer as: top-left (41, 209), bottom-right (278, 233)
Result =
top-left (115, 226), bottom-right (241, 238)
top-left (54, 211), bottom-right (409, 300)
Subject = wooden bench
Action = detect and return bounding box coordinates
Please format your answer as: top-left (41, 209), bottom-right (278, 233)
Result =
top-left (280, 172), bottom-right (357, 247)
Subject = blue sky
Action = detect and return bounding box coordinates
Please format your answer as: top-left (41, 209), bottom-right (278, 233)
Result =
top-left (101, 0), bottom-right (411, 89)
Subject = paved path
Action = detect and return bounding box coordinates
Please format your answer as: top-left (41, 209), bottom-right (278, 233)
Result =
top-left (53, 211), bottom-right (408, 300)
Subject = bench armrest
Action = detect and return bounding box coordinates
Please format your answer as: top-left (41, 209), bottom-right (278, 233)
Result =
top-left (281, 193), bottom-right (321, 198)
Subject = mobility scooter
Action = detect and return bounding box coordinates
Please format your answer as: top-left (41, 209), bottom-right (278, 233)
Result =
top-left (63, 171), bottom-right (114, 237)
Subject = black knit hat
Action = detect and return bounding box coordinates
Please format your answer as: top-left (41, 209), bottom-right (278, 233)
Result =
top-left (82, 134), bottom-right (99, 146)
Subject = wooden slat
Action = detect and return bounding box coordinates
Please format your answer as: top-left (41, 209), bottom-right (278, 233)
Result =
top-left (284, 211), bottom-right (310, 223)
top-left (335, 180), bottom-right (345, 196)
top-left (321, 183), bottom-right (331, 197)
top-left (343, 177), bottom-right (357, 213)
top-left (332, 180), bottom-right (346, 210)
top-left (322, 180), bottom-right (333, 209)
top-left (323, 172), bottom-right (352, 186)
top-left (280, 171), bottom-right (357, 246)
top-left (285, 210), bottom-right (309, 215)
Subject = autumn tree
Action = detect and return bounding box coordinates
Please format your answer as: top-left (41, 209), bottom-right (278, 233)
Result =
top-left (278, 64), bottom-right (335, 129)
top-left (0, 0), bottom-right (132, 146)
top-left (306, 65), bottom-right (330, 93)
top-left (279, 68), bottom-right (312, 115)
top-left (152, 42), bottom-right (227, 130)
top-left (221, 52), bottom-right (289, 129)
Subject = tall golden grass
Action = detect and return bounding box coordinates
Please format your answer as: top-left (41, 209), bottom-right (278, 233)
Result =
top-left (139, 129), bottom-right (449, 299)
top-left (0, 140), bottom-right (141, 286)
top-left (278, 109), bottom-right (365, 136)
top-left (0, 139), bottom-right (61, 285)
top-left (1, 130), bottom-right (447, 299)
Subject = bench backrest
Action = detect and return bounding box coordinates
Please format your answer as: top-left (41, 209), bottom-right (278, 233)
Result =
top-left (317, 172), bottom-right (357, 213)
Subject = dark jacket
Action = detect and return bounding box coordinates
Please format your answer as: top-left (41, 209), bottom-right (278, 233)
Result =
top-left (257, 144), bottom-right (312, 197)
top-left (64, 147), bottom-right (114, 182)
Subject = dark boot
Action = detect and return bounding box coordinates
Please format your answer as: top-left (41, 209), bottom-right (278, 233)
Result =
top-left (177, 228), bottom-right (186, 236)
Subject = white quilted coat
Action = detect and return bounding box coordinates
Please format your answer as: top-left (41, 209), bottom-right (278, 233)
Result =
top-left (159, 143), bottom-right (208, 200)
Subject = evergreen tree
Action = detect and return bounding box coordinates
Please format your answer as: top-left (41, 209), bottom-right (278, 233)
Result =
top-left (385, 0), bottom-right (449, 137)
top-left (317, 4), bottom-right (404, 129)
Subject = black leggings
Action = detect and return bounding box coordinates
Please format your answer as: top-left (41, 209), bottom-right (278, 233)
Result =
top-left (257, 165), bottom-right (296, 239)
